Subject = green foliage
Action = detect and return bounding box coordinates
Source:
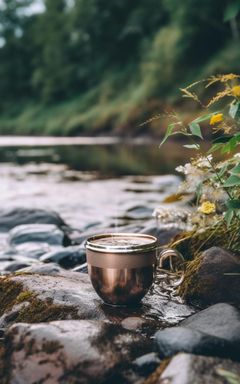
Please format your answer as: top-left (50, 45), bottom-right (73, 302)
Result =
top-left (0, 0), bottom-right (239, 133)
top-left (216, 369), bottom-right (240, 384)
top-left (160, 74), bottom-right (240, 227)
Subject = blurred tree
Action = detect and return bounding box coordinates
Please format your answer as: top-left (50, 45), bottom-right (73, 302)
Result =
top-left (32, 0), bottom-right (75, 102)
top-left (0, 0), bottom-right (35, 104)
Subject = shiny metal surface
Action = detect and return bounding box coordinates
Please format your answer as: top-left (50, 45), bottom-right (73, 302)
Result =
top-left (86, 233), bottom-right (184, 306)
top-left (86, 233), bottom-right (158, 253)
top-left (88, 264), bottom-right (154, 305)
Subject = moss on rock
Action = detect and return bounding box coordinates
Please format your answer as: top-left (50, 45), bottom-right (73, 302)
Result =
top-left (170, 218), bottom-right (240, 261)
top-left (0, 275), bottom-right (79, 324)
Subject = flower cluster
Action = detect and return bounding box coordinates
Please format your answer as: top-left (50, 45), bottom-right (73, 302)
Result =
top-left (160, 73), bottom-right (240, 229)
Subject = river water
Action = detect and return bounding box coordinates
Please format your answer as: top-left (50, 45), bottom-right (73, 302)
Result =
top-left (0, 137), bottom-right (190, 230)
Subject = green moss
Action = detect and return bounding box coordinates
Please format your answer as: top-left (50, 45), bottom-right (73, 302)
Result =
top-left (178, 255), bottom-right (203, 298)
top-left (0, 276), bottom-right (79, 324)
top-left (170, 218), bottom-right (240, 261)
top-left (42, 340), bottom-right (63, 354)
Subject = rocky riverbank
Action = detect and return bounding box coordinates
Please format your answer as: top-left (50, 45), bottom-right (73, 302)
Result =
top-left (0, 174), bottom-right (239, 383)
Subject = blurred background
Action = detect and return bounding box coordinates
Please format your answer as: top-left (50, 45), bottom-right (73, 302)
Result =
top-left (0, 0), bottom-right (239, 228)
top-left (0, 0), bottom-right (239, 137)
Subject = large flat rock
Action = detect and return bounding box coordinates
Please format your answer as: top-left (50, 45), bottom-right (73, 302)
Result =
top-left (2, 320), bottom-right (152, 384)
top-left (0, 267), bottom-right (193, 329)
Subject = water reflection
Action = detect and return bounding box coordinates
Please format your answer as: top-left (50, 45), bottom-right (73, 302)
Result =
top-left (0, 140), bottom-right (193, 176)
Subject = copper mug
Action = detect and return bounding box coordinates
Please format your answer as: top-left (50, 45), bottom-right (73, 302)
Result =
top-left (86, 233), bottom-right (185, 306)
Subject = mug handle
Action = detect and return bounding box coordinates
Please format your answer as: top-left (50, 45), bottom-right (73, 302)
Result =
top-left (158, 248), bottom-right (185, 287)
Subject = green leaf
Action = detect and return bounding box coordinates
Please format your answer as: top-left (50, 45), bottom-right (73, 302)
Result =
top-left (223, 174), bottom-right (240, 187)
top-left (189, 122), bottom-right (203, 139)
top-left (213, 135), bottom-right (233, 144)
top-left (226, 199), bottom-right (240, 209)
top-left (207, 143), bottom-right (224, 154)
top-left (218, 163), bottom-right (229, 178)
top-left (224, 209), bottom-right (234, 227)
top-left (183, 144), bottom-right (199, 149)
top-left (193, 113), bottom-right (217, 124)
top-left (224, 1), bottom-right (240, 22)
top-left (230, 163), bottom-right (240, 174)
top-left (229, 101), bottom-right (240, 120)
top-left (221, 136), bottom-right (239, 154)
top-left (159, 123), bottom-right (175, 146)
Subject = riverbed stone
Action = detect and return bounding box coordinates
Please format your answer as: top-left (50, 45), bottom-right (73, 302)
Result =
top-left (0, 208), bottom-right (66, 232)
top-left (8, 224), bottom-right (66, 247)
top-left (155, 326), bottom-right (236, 359)
top-left (182, 303), bottom-right (240, 343)
top-left (140, 225), bottom-right (182, 246)
top-left (179, 247), bottom-right (240, 305)
top-left (72, 262), bottom-right (88, 273)
top-left (14, 241), bottom-right (51, 259)
top-left (159, 353), bottom-right (240, 384)
top-left (0, 269), bottom-right (193, 329)
top-left (132, 352), bottom-right (160, 376)
top-left (4, 261), bottom-right (34, 272)
top-left (2, 320), bottom-right (152, 384)
top-left (19, 263), bottom-right (64, 276)
top-left (155, 303), bottom-right (240, 360)
top-left (40, 246), bottom-right (86, 268)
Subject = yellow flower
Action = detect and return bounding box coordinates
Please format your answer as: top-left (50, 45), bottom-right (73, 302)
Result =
top-left (198, 201), bottom-right (216, 215)
top-left (232, 85), bottom-right (240, 98)
top-left (210, 113), bottom-right (224, 125)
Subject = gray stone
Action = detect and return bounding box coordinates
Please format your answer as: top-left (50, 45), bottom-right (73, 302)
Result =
top-left (124, 205), bottom-right (153, 220)
top-left (40, 246), bottom-right (86, 268)
top-left (19, 263), bottom-right (64, 276)
top-left (0, 208), bottom-right (65, 232)
top-left (160, 353), bottom-right (240, 384)
top-left (3, 320), bottom-right (152, 384)
top-left (182, 303), bottom-right (240, 343)
top-left (155, 327), bottom-right (236, 359)
top-left (4, 261), bottom-right (34, 272)
top-left (14, 242), bottom-right (51, 259)
top-left (0, 269), bottom-right (193, 328)
top-left (140, 225), bottom-right (182, 246)
top-left (181, 247), bottom-right (240, 305)
top-left (155, 304), bottom-right (240, 360)
top-left (132, 352), bottom-right (160, 376)
top-left (8, 224), bottom-right (65, 246)
top-left (72, 262), bottom-right (88, 273)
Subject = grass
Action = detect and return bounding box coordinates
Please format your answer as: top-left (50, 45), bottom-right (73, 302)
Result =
top-left (0, 40), bottom-right (239, 137)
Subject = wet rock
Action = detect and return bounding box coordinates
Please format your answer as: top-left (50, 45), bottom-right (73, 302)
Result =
top-left (140, 225), bottom-right (182, 246)
top-left (0, 208), bottom-right (66, 232)
top-left (40, 246), bottom-right (86, 268)
top-left (155, 304), bottom-right (240, 360)
top-left (121, 317), bottom-right (145, 331)
top-left (72, 262), bottom-right (88, 273)
top-left (4, 261), bottom-right (34, 272)
top-left (123, 205), bottom-right (153, 220)
top-left (155, 327), bottom-right (235, 359)
top-left (180, 247), bottom-right (240, 305)
top-left (182, 303), bottom-right (240, 344)
top-left (14, 242), bottom-right (51, 259)
top-left (132, 352), bottom-right (160, 376)
top-left (0, 271), bottom-right (106, 328)
top-left (8, 224), bottom-right (66, 247)
top-left (20, 263), bottom-right (64, 276)
top-left (160, 353), bottom-right (240, 384)
top-left (3, 320), bottom-right (152, 384)
top-left (0, 269), bottom-right (193, 329)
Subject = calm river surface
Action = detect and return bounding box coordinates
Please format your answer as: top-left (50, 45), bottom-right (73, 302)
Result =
top-left (0, 136), bottom-right (191, 229)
